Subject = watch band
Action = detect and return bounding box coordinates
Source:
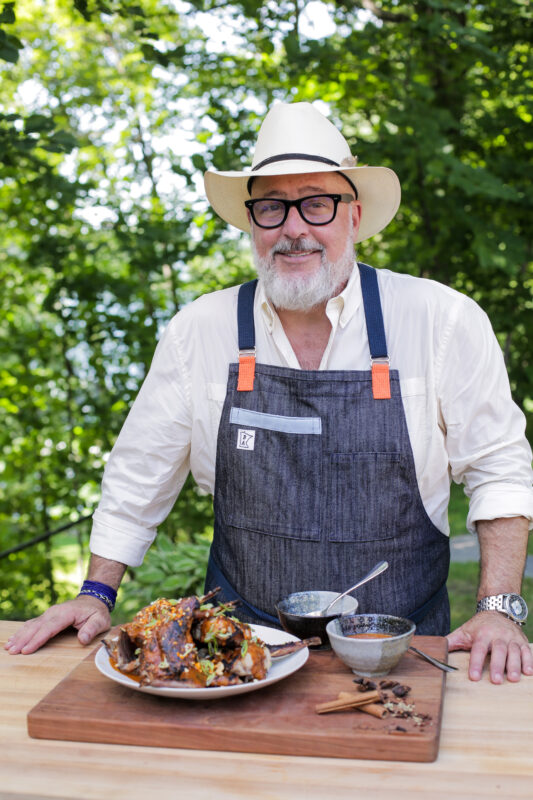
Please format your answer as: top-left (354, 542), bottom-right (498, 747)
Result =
top-left (476, 594), bottom-right (527, 626)
top-left (477, 595), bottom-right (505, 613)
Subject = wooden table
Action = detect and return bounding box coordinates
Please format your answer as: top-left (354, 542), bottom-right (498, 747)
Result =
top-left (2, 620), bottom-right (532, 799)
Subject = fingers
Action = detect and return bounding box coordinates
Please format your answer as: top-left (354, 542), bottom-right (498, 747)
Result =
top-left (506, 641), bottom-right (533, 680)
top-left (448, 612), bottom-right (532, 683)
top-left (486, 637), bottom-right (507, 684)
top-left (6, 609), bottom-right (71, 655)
top-left (76, 612), bottom-right (111, 646)
top-left (521, 642), bottom-right (533, 676)
top-left (487, 639), bottom-right (532, 684)
top-left (4, 597), bottom-right (111, 655)
top-left (467, 631), bottom-right (494, 681)
top-left (481, 622), bottom-right (531, 684)
top-left (5, 616), bottom-right (41, 654)
top-left (502, 641), bottom-right (523, 683)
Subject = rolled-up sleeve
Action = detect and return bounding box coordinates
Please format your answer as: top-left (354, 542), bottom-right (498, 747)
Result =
top-left (438, 294), bottom-right (533, 533)
top-left (90, 316), bottom-right (193, 566)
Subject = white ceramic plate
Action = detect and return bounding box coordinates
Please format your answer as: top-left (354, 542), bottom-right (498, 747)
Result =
top-left (94, 624), bottom-right (308, 699)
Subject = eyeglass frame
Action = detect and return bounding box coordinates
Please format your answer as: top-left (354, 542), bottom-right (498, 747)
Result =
top-left (244, 193), bottom-right (355, 229)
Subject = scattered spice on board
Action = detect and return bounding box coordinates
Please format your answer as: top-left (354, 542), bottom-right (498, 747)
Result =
top-left (383, 699), bottom-right (432, 729)
top-left (316, 680), bottom-right (432, 732)
top-left (352, 677), bottom-right (377, 691)
top-left (378, 679), bottom-right (399, 690)
top-left (391, 684), bottom-right (411, 698)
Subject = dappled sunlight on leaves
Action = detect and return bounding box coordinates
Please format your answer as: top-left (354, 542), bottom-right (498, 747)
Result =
top-left (1, 0), bottom-right (531, 618)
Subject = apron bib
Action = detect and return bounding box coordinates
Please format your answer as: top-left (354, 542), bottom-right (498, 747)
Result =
top-left (206, 264), bottom-right (450, 635)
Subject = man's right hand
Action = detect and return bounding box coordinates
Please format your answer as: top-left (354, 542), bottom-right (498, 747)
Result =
top-left (4, 596), bottom-right (111, 655)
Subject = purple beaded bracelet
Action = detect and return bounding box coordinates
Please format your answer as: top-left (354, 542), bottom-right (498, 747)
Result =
top-left (78, 580), bottom-right (117, 611)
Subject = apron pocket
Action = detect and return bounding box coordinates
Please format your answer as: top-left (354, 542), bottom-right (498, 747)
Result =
top-left (329, 452), bottom-right (408, 542)
top-left (229, 407), bottom-right (322, 434)
top-left (224, 411), bottom-right (322, 540)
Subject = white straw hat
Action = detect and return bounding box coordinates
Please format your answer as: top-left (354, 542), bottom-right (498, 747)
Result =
top-left (204, 102), bottom-right (401, 243)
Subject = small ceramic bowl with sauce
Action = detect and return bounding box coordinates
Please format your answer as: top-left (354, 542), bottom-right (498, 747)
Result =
top-left (276, 591), bottom-right (358, 648)
top-left (326, 613), bottom-right (416, 677)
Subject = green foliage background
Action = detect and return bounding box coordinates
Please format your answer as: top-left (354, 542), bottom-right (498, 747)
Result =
top-left (1, 0), bottom-right (531, 620)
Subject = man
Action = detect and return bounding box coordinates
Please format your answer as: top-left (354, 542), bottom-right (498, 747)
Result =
top-left (6, 102), bottom-right (533, 684)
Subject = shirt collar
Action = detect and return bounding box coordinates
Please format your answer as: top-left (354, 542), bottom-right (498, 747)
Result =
top-left (258, 262), bottom-right (363, 332)
top-left (258, 281), bottom-right (275, 332)
top-left (331, 263), bottom-right (363, 328)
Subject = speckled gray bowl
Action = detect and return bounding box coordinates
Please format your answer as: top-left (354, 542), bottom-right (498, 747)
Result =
top-left (326, 613), bottom-right (416, 677)
top-left (276, 591), bottom-right (358, 648)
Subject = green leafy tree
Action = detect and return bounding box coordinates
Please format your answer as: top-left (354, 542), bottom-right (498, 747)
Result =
top-left (1, 0), bottom-right (531, 618)
top-left (0, 0), bottom-right (225, 616)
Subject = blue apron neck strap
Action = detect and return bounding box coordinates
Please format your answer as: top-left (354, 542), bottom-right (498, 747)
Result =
top-left (358, 262), bottom-right (388, 360)
top-left (358, 263), bottom-right (391, 400)
top-left (238, 279), bottom-right (258, 350)
top-left (238, 269), bottom-right (388, 357)
top-left (237, 269), bottom-right (390, 398)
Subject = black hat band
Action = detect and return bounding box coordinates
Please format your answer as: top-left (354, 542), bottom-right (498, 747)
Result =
top-left (247, 152), bottom-right (358, 199)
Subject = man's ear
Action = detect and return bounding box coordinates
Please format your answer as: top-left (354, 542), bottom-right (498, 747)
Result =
top-left (351, 201), bottom-right (362, 240)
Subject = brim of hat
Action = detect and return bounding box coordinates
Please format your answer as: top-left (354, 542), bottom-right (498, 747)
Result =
top-left (204, 162), bottom-right (401, 243)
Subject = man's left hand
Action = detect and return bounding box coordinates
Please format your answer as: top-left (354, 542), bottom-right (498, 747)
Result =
top-left (447, 610), bottom-right (533, 683)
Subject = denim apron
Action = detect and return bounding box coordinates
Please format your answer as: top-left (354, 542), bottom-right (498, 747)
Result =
top-left (206, 264), bottom-right (450, 635)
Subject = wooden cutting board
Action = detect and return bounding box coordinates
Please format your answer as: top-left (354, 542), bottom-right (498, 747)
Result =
top-left (27, 634), bottom-right (448, 762)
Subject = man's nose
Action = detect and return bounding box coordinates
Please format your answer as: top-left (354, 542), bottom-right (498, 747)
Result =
top-left (280, 204), bottom-right (310, 237)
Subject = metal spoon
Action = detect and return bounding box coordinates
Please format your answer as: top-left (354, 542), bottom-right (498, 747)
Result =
top-left (304, 560), bottom-right (389, 617)
top-left (409, 646), bottom-right (458, 672)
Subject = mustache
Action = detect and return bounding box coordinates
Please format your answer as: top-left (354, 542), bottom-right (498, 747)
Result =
top-left (270, 238), bottom-right (325, 255)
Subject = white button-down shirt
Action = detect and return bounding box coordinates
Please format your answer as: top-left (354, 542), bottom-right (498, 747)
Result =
top-left (90, 266), bottom-right (533, 567)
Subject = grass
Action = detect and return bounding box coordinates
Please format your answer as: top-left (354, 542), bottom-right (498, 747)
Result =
top-left (448, 482), bottom-right (470, 537)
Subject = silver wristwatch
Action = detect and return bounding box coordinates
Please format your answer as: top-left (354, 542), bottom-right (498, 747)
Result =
top-left (476, 594), bottom-right (528, 626)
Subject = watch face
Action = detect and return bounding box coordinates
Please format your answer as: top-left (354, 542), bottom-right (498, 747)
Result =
top-left (505, 594), bottom-right (528, 623)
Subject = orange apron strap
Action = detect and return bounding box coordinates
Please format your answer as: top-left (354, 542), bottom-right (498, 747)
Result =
top-left (237, 353), bottom-right (256, 392)
top-left (371, 361), bottom-right (391, 400)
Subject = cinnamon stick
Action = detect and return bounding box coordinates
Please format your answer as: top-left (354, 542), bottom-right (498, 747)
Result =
top-left (338, 692), bottom-right (388, 719)
top-left (315, 689), bottom-right (381, 714)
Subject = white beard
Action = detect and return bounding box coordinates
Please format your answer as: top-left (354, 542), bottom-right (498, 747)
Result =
top-left (252, 225), bottom-right (355, 312)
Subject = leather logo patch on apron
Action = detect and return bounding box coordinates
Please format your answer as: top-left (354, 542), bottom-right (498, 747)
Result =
top-left (236, 429), bottom-right (255, 450)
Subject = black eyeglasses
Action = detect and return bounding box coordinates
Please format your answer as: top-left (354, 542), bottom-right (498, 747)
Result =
top-left (244, 193), bottom-right (355, 229)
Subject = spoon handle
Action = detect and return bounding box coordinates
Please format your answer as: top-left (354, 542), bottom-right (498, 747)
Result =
top-left (323, 560), bottom-right (389, 616)
top-left (409, 646), bottom-right (458, 672)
